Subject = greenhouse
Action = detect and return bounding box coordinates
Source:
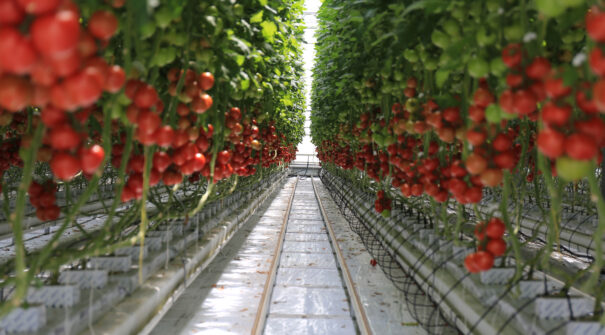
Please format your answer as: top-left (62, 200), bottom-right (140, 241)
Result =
top-left (0, 0), bottom-right (604, 334)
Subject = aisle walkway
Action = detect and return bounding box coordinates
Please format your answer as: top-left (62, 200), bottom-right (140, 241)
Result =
top-left (263, 178), bottom-right (356, 334)
top-left (149, 178), bottom-right (296, 334)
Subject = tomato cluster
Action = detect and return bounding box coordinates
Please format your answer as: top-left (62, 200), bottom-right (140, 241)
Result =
top-left (28, 180), bottom-right (60, 221)
top-left (465, 218), bottom-right (507, 273)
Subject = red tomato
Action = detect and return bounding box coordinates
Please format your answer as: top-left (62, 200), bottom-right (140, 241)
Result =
top-left (136, 110), bottom-right (161, 135)
top-left (154, 125), bottom-right (175, 148)
top-left (486, 238), bottom-right (507, 257)
top-left (88, 10), bottom-right (118, 40)
top-left (565, 133), bottom-right (598, 161)
top-left (17, 0), bottom-right (60, 14)
top-left (0, 27), bottom-right (37, 75)
top-left (0, 0), bottom-right (25, 25)
top-left (50, 152), bottom-right (81, 181)
top-left (104, 65), bottom-right (125, 93)
top-left (525, 57), bottom-right (551, 80)
top-left (587, 7), bottom-right (605, 42)
top-left (31, 9), bottom-right (81, 56)
top-left (134, 84), bottom-right (159, 109)
top-left (218, 150), bottom-right (232, 165)
top-left (541, 102), bottom-right (571, 126)
top-left (41, 107), bottom-right (67, 128)
top-left (464, 253), bottom-right (480, 273)
top-left (537, 129), bottom-right (565, 159)
top-left (480, 169), bottom-right (503, 187)
top-left (486, 218), bottom-right (506, 239)
top-left (465, 153), bottom-right (487, 175)
top-left (474, 251), bottom-right (494, 271)
top-left (80, 144), bottom-right (105, 174)
top-left (501, 44), bottom-right (522, 68)
top-left (200, 72), bottom-right (215, 91)
top-left (48, 124), bottom-right (81, 150)
top-left (152, 151), bottom-right (172, 173)
top-left (0, 74), bottom-right (32, 112)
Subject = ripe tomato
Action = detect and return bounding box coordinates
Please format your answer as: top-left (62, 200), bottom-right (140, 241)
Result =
top-left (513, 90), bottom-right (537, 115)
top-left (464, 253), bottom-right (480, 273)
top-left (88, 10), bottom-right (118, 40)
top-left (480, 169), bottom-right (503, 187)
top-left (50, 152), bottom-right (81, 181)
top-left (465, 130), bottom-right (486, 146)
top-left (48, 124), bottom-right (81, 150)
top-left (486, 238), bottom-right (507, 257)
top-left (41, 107), bottom-right (67, 128)
top-left (541, 102), bottom-right (571, 126)
top-left (31, 9), bottom-right (81, 56)
top-left (104, 65), bottom-right (126, 93)
top-left (137, 110), bottom-right (161, 135)
top-left (525, 57), bottom-right (551, 80)
top-left (587, 7), bottom-right (605, 42)
top-left (0, 0), bottom-right (25, 25)
top-left (80, 144), bottom-right (105, 174)
top-left (0, 27), bottom-right (37, 75)
top-left (154, 125), bottom-right (175, 148)
top-left (465, 153), bottom-right (487, 175)
top-left (200, 72), bottom-right (215, 91)
top-left (218, 150), bottom-right (231, 165)
top-left (501, 44), bottom-right (522, 68)
top-left (0, 74), bottom-right (32, 111)
top-left (152, 151), bottom-right (172, 173)
top-left (474, 251), bottom-right (494, 271)
top-left (486, 218), bottom-right (505, 239)
top-left (593, 79), bottom-right (605, 112)
top-left (17, 0), bottom-right (60, 14)
top-left (565, 133), bottom-right (598, 160)
top-left (134, 84), bottom-right (159, 109)
top-left (537, 129), bottom-right (565, 159)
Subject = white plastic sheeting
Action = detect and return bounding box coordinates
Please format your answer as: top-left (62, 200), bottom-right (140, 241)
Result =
top-left (264, 179), bottom-right (357, 335)
top-left (314, 179), bottom-right (428, 335)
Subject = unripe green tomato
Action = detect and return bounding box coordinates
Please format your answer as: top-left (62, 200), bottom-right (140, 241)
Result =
top-left (233, 4), bottom-right (244, 16)
top-left (469, 2), bottom-right (482, 18)
top-left (206, 6), bottom-right (219, 16)
top-left (468, 58), bottom-right (490, 78)
top-left (439, 53), bottom-right (452, 66)
top-left (197, 49), bottom-right (213, 64)
top-left (419, 49), bottom-right (429, 63)
top-left (381, 209), bottom-right (391, 218)
top-left (442, 19), bottom-right (461, 38)
top-left (451, 7), bottom-right (465, 21)
top-left (435, 68), bottom-right (449, 88)
top-left (424, 58), bottom-right (438, 70)
top-left (556, 156), bottom-right (593, 181)
top-left (562, 33), bottom-right (575, 44)
top-left (431, 29), bottom-right (450, 49)
top-left (485, 104), bottom-right (502, 123)
top-left (476, 27), bottom-right (496, 46)
top-left (155, 7), bottom-right (173, 28)
top-left (171, 33), bottom-right (187, 47)
top-left (504, 25), bottom-right (524, 42)
top-left (394, 71), bottom-right (404, 82)
top-left (561, 0), bottom-right (584, 7)
top-left (140, 21), bottom-right (156, 39)
top-left (535, 0), bottom-right (566, 17)
top-left (490, 57), bottom-right (507, 76)
top-left (572, 30), bottom-right (584, 42)
top-left (404, 49), bottom-right (418, 63)
top-left (486, 0), bottom-right (501, 12)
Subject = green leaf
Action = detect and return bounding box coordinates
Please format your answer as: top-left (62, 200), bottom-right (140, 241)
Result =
top-left (251, 11), bottom-right (263, 23)
top-left (258, 0), bottom-right (268, 6)
top-left (261, 21), bottom-right (278, 42)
